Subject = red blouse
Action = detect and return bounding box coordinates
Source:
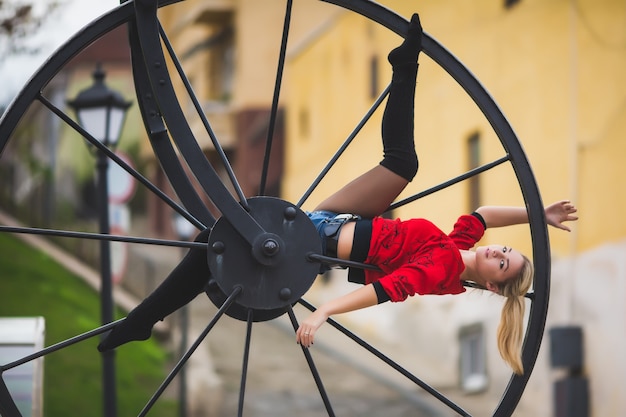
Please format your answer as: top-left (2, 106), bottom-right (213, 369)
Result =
top-left (363, 214), bottom-right (485, 302)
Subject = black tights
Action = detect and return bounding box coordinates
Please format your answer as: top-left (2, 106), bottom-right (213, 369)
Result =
top-left (381, 13), bottom-right (422, 182)
top-left (98, 13), bottom-right (423, 352)
top-left (98, 230), bottom-right (211, 351)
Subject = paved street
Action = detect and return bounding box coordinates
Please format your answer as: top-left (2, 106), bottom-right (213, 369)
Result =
top-left (186, 297), bottom-right (446, 417)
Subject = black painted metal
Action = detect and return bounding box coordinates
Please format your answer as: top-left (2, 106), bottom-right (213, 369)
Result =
top-left (39, 91), bottom-right (204, 229)
top-left (238, 310), bottom-right (254, 417)
top-left (0, 0), bottom-right (551, 416)
top-left (0, 224), bottom-right (205, 249)
top-left (387, 156), bottom-right (511, 212)
top-left (138, 286), bottom-right (242, 417)
top-left (0, 2), bottom-right (137, 153)
top-left (0, 376), bottom-right (21, 417)
top-left (287, 307), bottom-right (336, 417)
top-left (133, 0), bottom-right (267, 247)
top-left (298, 298), bottom-right (472, 416)
top-left (296, 84), bottom-right (391, 208)
top-left (2, 320), bottom-right (122, 377)
top-left (207, 197), bottom-right (320, 310)
top-left (205, 277), bottom-right (292, 322)
top-left (127, 19), bottom-right (214, 228)
top-left (157, 23), bottom-right (247, 207)
top-left (259, 0), bottom-right (293, 196)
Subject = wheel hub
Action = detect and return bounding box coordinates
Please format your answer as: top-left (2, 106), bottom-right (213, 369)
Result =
top-left (206, 197), bottom-right (321, 320)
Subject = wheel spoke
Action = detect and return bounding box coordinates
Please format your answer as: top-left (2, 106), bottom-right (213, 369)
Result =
top-left (298, 299), bottom-right (472, 416)
top-left (0, 225), bottom-right (204, 249)
top-left (307, 252), bottom-right (381, 272)
top-left (387, 155), bottom-right (511, 212)
top-left (138, 286), bottom-right (242, 417)
top-left (37, 92), bottom-right (205, 229)
top-left (259, 0), bottom-right (294, 196)
top-left (287, 307), bottom-right (336, 417)
top-left (133, 0), bottom-right (267, 246)
top-left (0, 1), bottom-right (551, 415)
top-left (0, 375), bottom-right (22, 417)
top-left (297, 84), bottom-right (391, 208)
top-left (157, 23), bottom-right (247, 205)
top-left (128, 20), bottom-right (216, 227)
top-left (238, 310), bottom-right (254, 417)
top-left (2, 320), bottom-right (121, 373)
top-left (307, 254), bottom-right (535, 300)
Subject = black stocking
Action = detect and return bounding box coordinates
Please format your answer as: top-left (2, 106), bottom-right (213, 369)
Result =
top-left (98, 229), bottom-right (211, 351)
top-left (379, 13), bottom-right (422, 182)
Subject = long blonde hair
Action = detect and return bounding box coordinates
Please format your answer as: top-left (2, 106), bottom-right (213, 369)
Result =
top-left (496, 255), bottom-right (534, 375)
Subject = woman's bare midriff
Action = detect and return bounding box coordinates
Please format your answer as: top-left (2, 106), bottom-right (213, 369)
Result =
top-left (337, 221), bottom-right (356, 260)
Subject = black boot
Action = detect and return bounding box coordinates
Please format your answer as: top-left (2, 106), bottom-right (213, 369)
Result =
top-left (97, 229), bottom-right (211, 351)
top-left (387, 13), bottom-right (423, 68)
top-left (379, 13), bottom-right (422, 182)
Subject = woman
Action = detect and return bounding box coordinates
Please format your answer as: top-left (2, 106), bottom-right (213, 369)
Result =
top-left (294, 14), bottom-right (577, 376)
top-left (99, 14), bottom-right (578, 375)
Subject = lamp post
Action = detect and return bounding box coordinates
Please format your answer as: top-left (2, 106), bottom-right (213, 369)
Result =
top-left (172, 213), bottom-right (196, 417)
top-left (68, 63), bottom-right (131, 417)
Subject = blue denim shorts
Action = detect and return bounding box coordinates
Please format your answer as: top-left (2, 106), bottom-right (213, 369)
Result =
top-left (307, 211), bottom-right (360, 272)
top-left (307, 210), bottom-right (339, 234)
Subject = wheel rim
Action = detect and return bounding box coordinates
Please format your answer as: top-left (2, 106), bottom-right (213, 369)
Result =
top-left (0, 1), bottom-right (550, 416)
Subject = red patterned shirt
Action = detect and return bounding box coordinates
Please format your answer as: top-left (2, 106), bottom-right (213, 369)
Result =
top-left (363, 214), bottom-right (485, 302)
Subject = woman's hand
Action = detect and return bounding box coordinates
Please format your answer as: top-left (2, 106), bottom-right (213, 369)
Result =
top-left (545, 200), bottom-right (578, 232)
top-left (295, 284), bottom-right (379, 347)
top-left (296, 308), bottom-right (329, 348)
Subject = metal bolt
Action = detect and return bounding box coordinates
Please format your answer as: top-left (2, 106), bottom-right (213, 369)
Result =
top-left (279, 288), bottom-right (292, 301)
top-left (262, 238), bottom-right (279, 256)
top-left (284, 206), bottom-right (297, 221)
top-left (212, 241), bottom-right (225, 254)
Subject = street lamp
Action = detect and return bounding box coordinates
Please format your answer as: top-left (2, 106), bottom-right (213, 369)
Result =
top-left (68, 63), bottom-right (132, 417)
top-left (171, 212), bottom-right (196, 417)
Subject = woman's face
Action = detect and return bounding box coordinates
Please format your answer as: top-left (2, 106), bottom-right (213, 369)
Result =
top-left (474, 245), bottom-right (525, 292)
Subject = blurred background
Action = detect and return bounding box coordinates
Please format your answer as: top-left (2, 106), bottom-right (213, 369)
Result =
top-left (0, 0), bottom-right (624, 416)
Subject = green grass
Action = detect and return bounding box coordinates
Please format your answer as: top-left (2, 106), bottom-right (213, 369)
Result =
top-left (0, 232), bottom-right (178, 416)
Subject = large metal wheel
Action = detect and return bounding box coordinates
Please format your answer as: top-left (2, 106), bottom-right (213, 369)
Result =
top-left (0, 0), bottom-right (550, 416)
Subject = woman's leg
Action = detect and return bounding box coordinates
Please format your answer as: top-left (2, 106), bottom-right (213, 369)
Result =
top-left (98, 229), bottom-right (211, 351)
top-left (315, 14), bottom-right (422, 218)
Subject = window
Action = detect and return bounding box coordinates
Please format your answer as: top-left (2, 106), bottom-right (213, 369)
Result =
top-left (459, 323), bottom-right (488, 393)
top-left (504, 0), bottom-right (521, 9)
top-left (369, 55), bottom-right (379, 100)
top-left (467, 132), bottom-right (481, 212)
top-left (299, 107), bottom-right (310, 140)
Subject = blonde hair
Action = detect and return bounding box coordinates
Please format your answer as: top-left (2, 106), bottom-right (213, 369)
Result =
top-left (495, 255), bottom-right (534, 375)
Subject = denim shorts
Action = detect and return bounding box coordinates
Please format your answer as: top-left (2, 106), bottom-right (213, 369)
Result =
top-left (307, 210), bottom-right (339, 234)
top-left (307, 211), bottom-right (360, 272)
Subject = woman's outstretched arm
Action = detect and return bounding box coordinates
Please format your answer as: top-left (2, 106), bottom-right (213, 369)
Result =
top-left (296, 284), bottom-right (378, 348)
top-left (475, 200), bottom-right (578, 231)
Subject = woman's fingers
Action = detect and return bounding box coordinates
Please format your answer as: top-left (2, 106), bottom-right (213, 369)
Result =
top-left (296, 326), bottom-right (314, 348)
